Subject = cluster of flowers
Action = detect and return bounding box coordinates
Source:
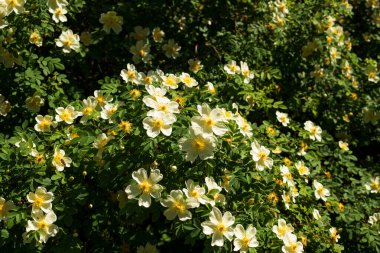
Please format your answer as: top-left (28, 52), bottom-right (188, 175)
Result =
top-left (272, 219), bottom-right (304, 253)
top-left (24, 187), bottom-right (59, 243)
top-left (127, 25), bottom-right (181, 63)
top-left (24, 0), bottom-right (72, 49)
top-left (268, 0), bottom-right (289, 28)
top-left (0, 93), bottom-right (11, 116)
top-left (124, 167), bottom-right (258, 252)
top-left (365, 0), bottom-right (380, 28)
top-left (224, 60), bottom-right (254, 84)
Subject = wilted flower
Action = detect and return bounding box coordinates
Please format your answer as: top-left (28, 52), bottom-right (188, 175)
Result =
top-left (312, 209), bottom-right (321, 220)
top-left (368, 213), bottom-right (380, 226)
top-left (119, 120), bottom-right (133, 134)
top-left (25, 95), bottom-right (44, 112)
top-left (80, 31), bottom-right (92, 46)
top-left (205, 176), bottom-right (226, 206)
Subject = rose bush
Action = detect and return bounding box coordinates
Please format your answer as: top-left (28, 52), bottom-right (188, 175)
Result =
top-left (0, 0), bottom-right (379, 252)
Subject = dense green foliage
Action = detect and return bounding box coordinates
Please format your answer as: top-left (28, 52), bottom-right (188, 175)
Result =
top-left (0, 0), bottom-right (379, 252)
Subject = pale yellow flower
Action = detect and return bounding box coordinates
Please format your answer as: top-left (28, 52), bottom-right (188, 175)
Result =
top-left (55, 29), bottom-right (80, 53)
top-left (29, 31), bottom-right (43, 47)
top-left (27, 187), bottom-right (54, 213)
top-left (99, 11), bottom-right (123, 34)
top-left (25, 210), bottom-right (59, 243)
top-left (34, 115), bottom-right (56, 132)
top-left (125, 168), bottom-right (163, 208)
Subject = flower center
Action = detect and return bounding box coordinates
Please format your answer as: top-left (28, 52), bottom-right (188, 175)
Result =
top-left (39, 119), bottom-right (51, 130)
top-left (258, 150), bottom-right (267, 160)
top-left (55, 8), bottom-right (63, 16)
top-left (153, 119), bottom-right (164, 129)
top-left (139, 180), bottom-right (151, 193)
top-left (241, 236), bottom-right (250, 246)
top-left (289, 243), bottom-right (298, 253)
top-left (60, 111), bottom-right (71, 122)
top-left (317, 187), bottom-right (325, 195)
top-left (203, 117), bottom-right (214, 127)
top-left (173, 200), bottom-right (186, 213)
top-left (216, 224), bottom-right (226, 233)
top-left (368, 71), bottom-right (376, 79)
top-left (38, 220), bottom-right (48, 231)
top-left (158, 104), bottom-right (168, 113)
top-left (192, 137), bottom-right (206, 151)
top-left (35, 196), bottom-right (44, 208)
top-left (299, 166), bottom-right (307, 174)
top-left (96, 96), bottom-right (105, 106)
top-left (107, 107), bottom-right (117, 117)
top-left (83, 106), bottom-right (93, 115)
top-left (371, 181), bottom-right (380, 190)
top-left (189, 190), bottom-right (199, 198)
top-left (139, 49), bottom-right (147, 57)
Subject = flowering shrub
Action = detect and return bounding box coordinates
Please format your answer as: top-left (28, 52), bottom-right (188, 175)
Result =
top-left (0, 0), bottom-right (379, 252)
